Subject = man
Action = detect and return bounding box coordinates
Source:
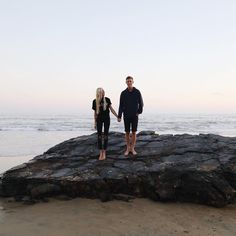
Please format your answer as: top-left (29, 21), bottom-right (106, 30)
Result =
top-left (118, 76), bottom-right (144, 156)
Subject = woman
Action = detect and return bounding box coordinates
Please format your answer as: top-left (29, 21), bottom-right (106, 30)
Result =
top-left (92, 88), bottom-right (118, 160)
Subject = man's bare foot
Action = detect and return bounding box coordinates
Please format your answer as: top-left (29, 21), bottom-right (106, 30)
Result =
top-left (124, 149), bottom-right (130, 156)
top-left (131, 148), bottom-right (137, 155)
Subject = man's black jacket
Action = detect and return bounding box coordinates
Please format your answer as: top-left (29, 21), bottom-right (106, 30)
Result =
top-left (118, 87), bottom-right (144, 119)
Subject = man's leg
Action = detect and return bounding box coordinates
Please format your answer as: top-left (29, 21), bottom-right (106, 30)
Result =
top-left (125, 132), bottom-right (131, 156)
top-left (130, 116), bottom-right (138, 155)
top-left (130, 132), bottom-right (137, 155)
top-left (124, 117), bottom-right (131, 156)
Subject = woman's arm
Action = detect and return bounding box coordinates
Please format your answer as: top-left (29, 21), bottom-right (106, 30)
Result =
top-left (118, 92), bottom-right (123, 119)
top-left (109, 105), bottom-right (118, 118)
top-left (94, 111), bottom-right (97, 129)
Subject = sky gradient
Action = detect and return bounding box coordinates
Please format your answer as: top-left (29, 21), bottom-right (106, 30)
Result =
top-left (1, 0), bottom-right (236, 114)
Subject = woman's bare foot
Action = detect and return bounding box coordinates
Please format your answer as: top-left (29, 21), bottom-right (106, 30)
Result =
top-left (101, 150), bottom-right (106, 160)
top-left (98, 150), bottom-right (103, 160)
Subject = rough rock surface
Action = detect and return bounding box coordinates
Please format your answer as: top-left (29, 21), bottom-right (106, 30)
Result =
top-left (1, 131), bottom-right (236, 207)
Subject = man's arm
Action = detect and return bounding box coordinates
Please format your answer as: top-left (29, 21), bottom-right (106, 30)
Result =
top-left (137, 91), bottom-right (144, 114)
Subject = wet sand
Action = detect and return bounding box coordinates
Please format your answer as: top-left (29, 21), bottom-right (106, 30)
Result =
top-left (0, 198), bottom-right (236, 236)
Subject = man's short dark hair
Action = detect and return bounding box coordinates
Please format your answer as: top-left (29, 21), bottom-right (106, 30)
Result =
top-left (126, 76), bottom-right (133, 80)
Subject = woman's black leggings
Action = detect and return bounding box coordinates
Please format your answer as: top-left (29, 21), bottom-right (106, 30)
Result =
top-left (96, 117), bottom-right (110, 150)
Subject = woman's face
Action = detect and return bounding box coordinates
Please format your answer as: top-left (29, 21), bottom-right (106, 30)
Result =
top-left (100, 89), bottom-right (105, 97)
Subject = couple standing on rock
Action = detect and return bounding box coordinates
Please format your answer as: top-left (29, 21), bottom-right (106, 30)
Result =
top-left (92, 76), bottom-right (144, 160)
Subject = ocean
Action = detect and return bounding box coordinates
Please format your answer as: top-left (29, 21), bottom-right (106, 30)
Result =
top-left (1, 113), bottom-right (236, 173)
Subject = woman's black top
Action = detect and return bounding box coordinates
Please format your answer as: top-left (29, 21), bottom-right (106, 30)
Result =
top-left (92, 97), bottom-right (111, 120)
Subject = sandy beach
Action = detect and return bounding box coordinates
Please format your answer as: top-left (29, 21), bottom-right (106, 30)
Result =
top-left (0, 198), bottom-right (236, 236)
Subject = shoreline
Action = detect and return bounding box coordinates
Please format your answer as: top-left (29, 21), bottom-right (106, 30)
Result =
top-left (0, 155), bottom-right (34, 174)
top-left (0, 198), bottom-right (236, 236)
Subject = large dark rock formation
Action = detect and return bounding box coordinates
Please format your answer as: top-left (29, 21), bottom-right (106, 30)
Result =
top-left (1, 131), bottom-right (236, 207)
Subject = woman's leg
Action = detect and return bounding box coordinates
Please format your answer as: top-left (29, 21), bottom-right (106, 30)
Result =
top-left (102, 118), bottom-right (110, 160)
top-left (96, 118), bottom-right (103, 160)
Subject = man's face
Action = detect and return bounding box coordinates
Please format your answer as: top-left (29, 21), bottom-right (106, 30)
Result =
top-left (126, 79), bottom-right (134, 88)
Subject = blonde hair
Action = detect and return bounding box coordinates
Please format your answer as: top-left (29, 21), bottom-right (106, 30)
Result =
top-left (96, 88), bottom-right (107, 115)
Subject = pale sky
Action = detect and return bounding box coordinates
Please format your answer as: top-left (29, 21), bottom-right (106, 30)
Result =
top-left (1, 0), bottom-right (236, 114)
